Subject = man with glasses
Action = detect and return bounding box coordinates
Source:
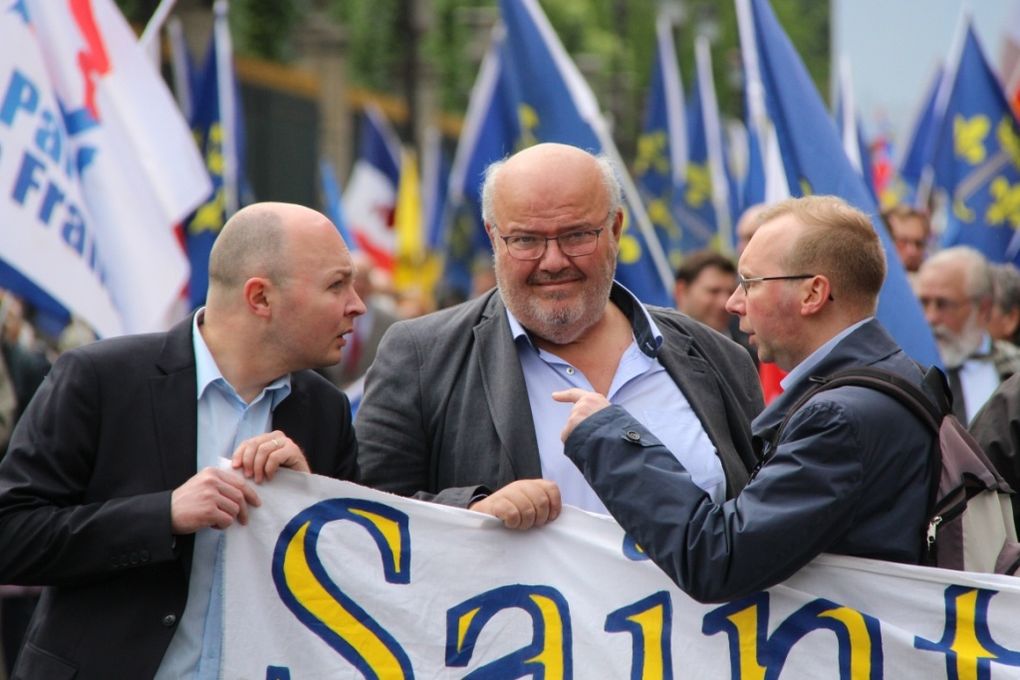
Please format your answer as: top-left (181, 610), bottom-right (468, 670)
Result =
top-left (356, 143), bottom-right (762, 527)
top-left (916, 246), bottom-right (1020, 424)
top-left (555, 195), bottom-right (936, 602)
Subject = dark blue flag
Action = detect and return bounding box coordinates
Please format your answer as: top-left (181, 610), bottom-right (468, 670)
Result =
top-left (746, 0), bottom-right (941, 367)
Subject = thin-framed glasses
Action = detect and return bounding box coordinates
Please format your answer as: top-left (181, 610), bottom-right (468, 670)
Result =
top-left (497, 228), bottom-right (605, 261)
top-left (918, 296), bottom-right (974, 313)
top-left (737, 273), bottom-right (835, 301)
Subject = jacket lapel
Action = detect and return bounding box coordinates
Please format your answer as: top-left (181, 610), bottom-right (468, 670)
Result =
top-left (655, 326), bottom-right (750, 494)
top-left (473, 293), bottom-right (543, 479)
top-left (151, 316), bottom-right (199, 492)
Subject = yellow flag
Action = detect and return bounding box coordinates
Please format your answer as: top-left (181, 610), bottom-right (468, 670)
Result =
top-left (393, 149), bottom-right (439, 302)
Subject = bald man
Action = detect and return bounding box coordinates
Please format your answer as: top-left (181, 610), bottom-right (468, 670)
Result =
top-left (357, 143), bottom-right (762, 528)
top-left (0, 202), bottom-right (365, 678)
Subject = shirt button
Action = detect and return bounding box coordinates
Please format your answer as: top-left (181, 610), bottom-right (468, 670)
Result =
top-left (626, 430), bottom-right (641, 442)
top-left (565, 367), bottom-right (575, 375)
top-left (162, 614), bottom-right (177, 627)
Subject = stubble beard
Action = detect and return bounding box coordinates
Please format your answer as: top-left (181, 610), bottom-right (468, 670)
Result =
top-left (495, 251), bottom-right (617, 345)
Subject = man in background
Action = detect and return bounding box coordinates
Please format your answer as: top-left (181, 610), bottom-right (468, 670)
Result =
top-left (882, 205), bottom-right (931, 281)
top-left (673, 250), bottom-right (738, 335)
top-left (916, 246), bottom-right (1020, 423)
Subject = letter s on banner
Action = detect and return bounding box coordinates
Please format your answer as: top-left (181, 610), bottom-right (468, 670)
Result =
top-left (271, 498), bottom-right (414, 679)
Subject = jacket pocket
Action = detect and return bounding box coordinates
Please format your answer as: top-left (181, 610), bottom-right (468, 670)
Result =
top-left (12, 641), bottom-right (78, 680)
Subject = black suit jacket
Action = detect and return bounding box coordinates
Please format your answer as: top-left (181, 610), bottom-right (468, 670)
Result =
top-left (356, 286), bottom-right (763, 507)
top-left (0, 316), bottom-right (357, 680)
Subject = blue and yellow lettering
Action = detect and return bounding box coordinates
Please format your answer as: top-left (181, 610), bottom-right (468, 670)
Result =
top-left (915, 585), bottom-right (1020, 680)
top-left (271, 498), bottom-right (414, 679)
top-left (605, 591), bottom-right (673, 680)
top-left (703, 593), bottom-right (883, 679)
top-left (0, 70), bottom-right (38, 127)
top-left (34, 109), bottom-right (63, 164)
top-left (622, 535), bottom-right (649, 562)
top-left (11, 150), bottom-right (44, 204)
top-left (446, 584), bottom-right (572, 678)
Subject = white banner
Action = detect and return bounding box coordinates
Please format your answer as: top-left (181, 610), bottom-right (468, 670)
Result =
top-left (225, 469), bottom-right (1020, 679)
top-left (0, 1), bottom-right (210, 336)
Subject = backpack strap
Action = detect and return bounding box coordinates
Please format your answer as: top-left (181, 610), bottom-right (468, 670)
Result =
top-left (758, 366), bottom-right (944, 482)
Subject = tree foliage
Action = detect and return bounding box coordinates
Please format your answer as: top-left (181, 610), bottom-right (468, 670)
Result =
top-left (116, 0), bottom-right (829, 153)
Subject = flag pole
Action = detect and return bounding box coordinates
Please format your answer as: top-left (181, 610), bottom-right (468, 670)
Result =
top-left (139, 0), bottom-right (177, 51)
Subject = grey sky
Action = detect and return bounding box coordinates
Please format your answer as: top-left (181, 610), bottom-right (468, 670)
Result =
top-left (832, 0), bottom-right (1018, 157)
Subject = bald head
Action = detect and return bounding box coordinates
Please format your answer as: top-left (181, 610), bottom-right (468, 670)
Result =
top-left (208, 202), bottom-right (344, 298)
top-left (480, 143), bottom-right (622, 227)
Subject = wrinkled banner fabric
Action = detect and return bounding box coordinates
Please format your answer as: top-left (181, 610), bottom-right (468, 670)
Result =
top-left (223, 470), bottom-right (1020, 679)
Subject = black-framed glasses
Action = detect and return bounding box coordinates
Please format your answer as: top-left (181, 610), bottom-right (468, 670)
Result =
top-left (737, 273), bottom-right (835, 301)
top-left (497, 228), bottom-right (605, 261)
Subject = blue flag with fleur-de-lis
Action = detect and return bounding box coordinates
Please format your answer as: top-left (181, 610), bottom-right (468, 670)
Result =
top-left (746, 0), bottom-right (941, 368)
top-left (497, 0), bottom-right (674, 306)
top-left (932, 24), bottom-right (1020, 263)
top-left (674, 68), bottom-right (728, 255)
top-left (634, 14), bottom-right (687, 272)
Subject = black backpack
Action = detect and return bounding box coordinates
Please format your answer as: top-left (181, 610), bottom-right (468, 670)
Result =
top-left (768, 366), bottom-right (1020, 574)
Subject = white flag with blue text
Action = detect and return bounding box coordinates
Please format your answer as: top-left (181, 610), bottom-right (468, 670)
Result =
top-left (0, 0), bottom-right (210, 336)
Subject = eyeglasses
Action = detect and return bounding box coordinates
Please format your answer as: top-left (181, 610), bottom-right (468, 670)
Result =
top-left (918, 296), bottom-right (974, 313)
top-left (497, 228), bottom-right (604, 261)
top-left (737, 273), bottom-right (835, 301)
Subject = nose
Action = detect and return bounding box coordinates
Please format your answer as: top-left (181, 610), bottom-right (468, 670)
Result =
top-left (725, 286), bottom-right (744, 315)
top-left (537, 237), bottom-right (572, 271)
top-left (349, 288), bottom-right (368, 317)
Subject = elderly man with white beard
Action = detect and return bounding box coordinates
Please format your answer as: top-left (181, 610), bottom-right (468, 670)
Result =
top-left (916, 246), bottom-right (1020, 423)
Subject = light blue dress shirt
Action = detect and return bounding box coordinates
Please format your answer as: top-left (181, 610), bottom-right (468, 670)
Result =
top-left (958, 334), bottom-right (1000, 424)
top-left (155, 311), bottom-right (291, 679)
top-left (509, 284), bottom-right (724, 513)
top-left (779, 317), bottom-right (873, 392)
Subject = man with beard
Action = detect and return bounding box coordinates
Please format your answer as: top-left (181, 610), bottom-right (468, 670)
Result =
top-left (355, 143), bottom-right (763, 527)
top-left (916, 246), bottom-right (1020, 424)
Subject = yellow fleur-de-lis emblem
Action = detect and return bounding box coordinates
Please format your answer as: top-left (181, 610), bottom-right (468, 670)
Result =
top-left (647, 197), bottom-right (679, 239)
top-left (955, 114), bottom-right (991, 165)
top-left (634, 131), bottom-right (670, 176)
top-left (684, 163), bottom-right (711, 208)
top-left (987, 176), bottom-right (1020, 228)
top-left (997, 116), bottom-right (1020, 169)
top-left (516, 104), bottom-right (539, 150)
top-left (189, 187), bottom-right (225, 234)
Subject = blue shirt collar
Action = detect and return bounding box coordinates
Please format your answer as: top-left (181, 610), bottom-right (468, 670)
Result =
top-left (192, 309), bottom-right (291, 408)
top-left (504, 281), bottom-right (663, 357)
top-left (781, 317), bottom-right (874, 391)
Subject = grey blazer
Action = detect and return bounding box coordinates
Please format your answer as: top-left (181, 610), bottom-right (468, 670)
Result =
top-left (355, 286), bottom-right (764, 507)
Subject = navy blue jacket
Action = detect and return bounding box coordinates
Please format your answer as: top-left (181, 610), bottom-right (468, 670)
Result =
top-left (565, 319), bottom-right (935, 603)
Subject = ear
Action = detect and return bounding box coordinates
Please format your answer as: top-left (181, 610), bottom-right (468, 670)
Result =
top-left (243, 277), bottom-right (273, 318)
top-left (609, 208), bottom-right (624, 240)
top-left (1005, 308), bottom-right (1020, 337)
top-left (799, 275), bottom-right (832, 317)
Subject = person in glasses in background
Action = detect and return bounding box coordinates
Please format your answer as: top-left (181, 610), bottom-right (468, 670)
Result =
top-left (356, 143), bottom-right (762, 528)
top-left (555, 195), bottom-right (936, 602)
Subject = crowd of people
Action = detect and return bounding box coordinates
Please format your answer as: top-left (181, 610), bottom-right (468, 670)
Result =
top-left (0, 142), bottom-right (1018, 677)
